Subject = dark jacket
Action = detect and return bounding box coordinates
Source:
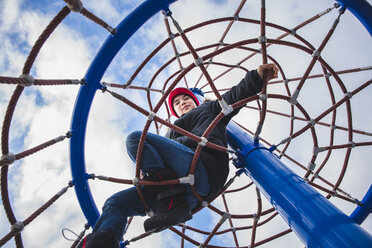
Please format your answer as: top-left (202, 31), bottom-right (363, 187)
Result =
top-left (168, 70), bottom-right (264, 196)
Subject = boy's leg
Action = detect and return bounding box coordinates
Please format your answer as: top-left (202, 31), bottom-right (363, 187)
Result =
top-left (126, 131), bottom-right (166, 172)
top-left (93, 187), bottom-right (156, 241)
top-left (126, 131), bottom-right (210, 208)
top-left (126, 131), bottom-right (211, 232)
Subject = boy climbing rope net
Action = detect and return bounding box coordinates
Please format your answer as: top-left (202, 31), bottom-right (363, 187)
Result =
top-left (78, 64), bottom-right (278, 247)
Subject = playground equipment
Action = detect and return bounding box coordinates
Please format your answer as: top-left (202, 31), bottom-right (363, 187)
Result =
top-left (1, 0), bottom-right (371, 247)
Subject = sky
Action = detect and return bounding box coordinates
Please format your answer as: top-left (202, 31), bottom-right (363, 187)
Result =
top-left (0, 0), bottom-right (371, 247)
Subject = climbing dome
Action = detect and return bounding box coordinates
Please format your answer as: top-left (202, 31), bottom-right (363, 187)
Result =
top-left (0, 0), bottom-right (371, 247)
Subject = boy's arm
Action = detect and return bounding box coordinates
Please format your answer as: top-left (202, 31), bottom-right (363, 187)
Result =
top-left (222, 63), bottom-right (278, 105)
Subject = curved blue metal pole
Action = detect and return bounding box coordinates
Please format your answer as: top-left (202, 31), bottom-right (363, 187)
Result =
top-left (70, 0), bottom-right (177, 228)
top-left (336, 0), bottom-right (372, 36)
top-left (227, 122), bottom-right (372, 248)
top-left (350, 185), bottom-right (372, 224)
top-left (334, 0), bottom-right (372, 227)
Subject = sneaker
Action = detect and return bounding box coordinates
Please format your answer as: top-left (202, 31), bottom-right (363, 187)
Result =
top-left (77, 230), bottom-right (119, 248)
top-left (144, 187), bottom-right (193, 233)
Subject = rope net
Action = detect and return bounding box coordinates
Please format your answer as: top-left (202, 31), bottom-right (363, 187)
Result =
top-left (0, 0), bottom-right (371, 247)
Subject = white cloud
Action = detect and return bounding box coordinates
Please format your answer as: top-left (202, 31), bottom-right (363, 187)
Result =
top-left (0, 0), bottom-right (23, 31)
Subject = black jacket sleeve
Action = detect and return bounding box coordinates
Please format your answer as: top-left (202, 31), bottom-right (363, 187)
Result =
top-left (211, 70), bottom-right (264, 122)
top-left (222, 69), bottom-right (264, 105)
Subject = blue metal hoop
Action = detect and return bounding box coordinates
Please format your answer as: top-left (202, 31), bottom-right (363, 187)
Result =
top-left (69, 0), bottom-right (177, 228)
top-left (69, 0), bottom-right (372, 239)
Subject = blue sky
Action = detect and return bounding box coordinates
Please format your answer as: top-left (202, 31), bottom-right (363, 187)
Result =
top-left (0, 0), bottom-right (371, 247)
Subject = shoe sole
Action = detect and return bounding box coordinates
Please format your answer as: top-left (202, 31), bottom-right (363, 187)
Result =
top-left (145, 213), bottom-right (192, 234)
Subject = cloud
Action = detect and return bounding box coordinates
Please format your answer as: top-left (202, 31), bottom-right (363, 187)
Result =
top-left (0, 0), bottom-right (23, 31)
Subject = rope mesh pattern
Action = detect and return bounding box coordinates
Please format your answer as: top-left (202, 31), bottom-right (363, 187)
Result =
top-left (0, 0), bottom-right (114, 246)
top-left (0, 0), bottom-right (371, 247)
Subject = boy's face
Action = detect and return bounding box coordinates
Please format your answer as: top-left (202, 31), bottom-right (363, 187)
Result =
top-left (173, 94), bottom-right (197, 117)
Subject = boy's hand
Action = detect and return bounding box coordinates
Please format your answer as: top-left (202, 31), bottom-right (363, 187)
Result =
top-left (257, 63), bottom-right (278, 81)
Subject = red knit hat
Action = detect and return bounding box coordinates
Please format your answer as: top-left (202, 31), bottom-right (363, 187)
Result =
top-left (168, 87), bottom-right (200, 118)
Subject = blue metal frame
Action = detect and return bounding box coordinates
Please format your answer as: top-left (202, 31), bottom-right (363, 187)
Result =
top-left (350, 185), bottom-right (372, 224)
top-left (335, 0), bottom-right (372, 227)
top-left (69, 0), bottom-right (372, 246)
top-left (70, 0), bottom-right (177, 228)
top-left (227, 122), bottom-right (372, 247)
top-left (336, 0), bottom-right (372, 36)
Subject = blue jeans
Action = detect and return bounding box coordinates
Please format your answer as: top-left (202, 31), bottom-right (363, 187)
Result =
top-left (93, 131), bottom-right (210, 241)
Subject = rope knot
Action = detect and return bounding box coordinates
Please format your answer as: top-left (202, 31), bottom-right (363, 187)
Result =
top-left (133, 177), bottom-right (140, 186)
top-left (1, 153), bottom-right (15, 165)
top-left (257, 35), bottom-right (267, 44)
top-left (11, 221), bottom-right (24, 233)
top-left (307, 162), bottom-right (316, 171)
top-left (147, 111), bottom-right (156, 121)
top-left (65, 0), bottom-right (83, 12)
top-left (219, 99), bottom-right (233, 116)
top-left (198, 137), bottom-right (208, 147)
top-left (19, 74), bottom-right (34, 87)
top-left (194, 57), bottom-right (204, 67)
top-left (179, 174), bottom-right (195, 185)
